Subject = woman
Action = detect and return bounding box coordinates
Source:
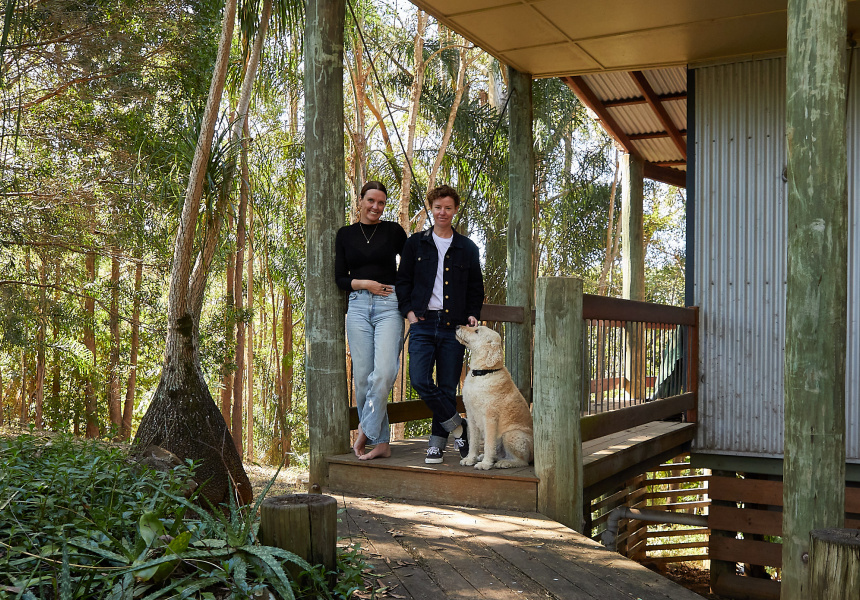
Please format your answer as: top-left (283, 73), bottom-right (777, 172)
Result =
top-left (396, 184), bottom-right (484, 464)
top-left (335, 181), bottom-right (407, 460)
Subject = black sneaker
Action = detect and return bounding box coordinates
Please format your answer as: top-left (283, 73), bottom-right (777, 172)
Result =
top-left (425, 446), bottom-right (444, 464)
top-left (454, 421), bottom-right (469, 458)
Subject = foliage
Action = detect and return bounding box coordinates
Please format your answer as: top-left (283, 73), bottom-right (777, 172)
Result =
top-left (0, 433), bottom-right (369, 599)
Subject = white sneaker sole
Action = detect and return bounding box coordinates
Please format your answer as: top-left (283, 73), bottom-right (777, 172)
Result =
top-left (425, 457), bottom-right (443, 464)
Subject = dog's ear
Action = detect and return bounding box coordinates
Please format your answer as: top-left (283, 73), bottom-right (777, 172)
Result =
top-left (487, 337), bottom-right (503, 367)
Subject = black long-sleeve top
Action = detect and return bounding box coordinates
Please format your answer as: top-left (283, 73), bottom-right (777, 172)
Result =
top-left (335, 221), bottom-right (407, 291)
top-left (396, 228), bottom-right (484, 326)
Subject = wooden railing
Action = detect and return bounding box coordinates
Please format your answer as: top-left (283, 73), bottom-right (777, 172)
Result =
top-left (347, 296), bottom-right (699, 444)
top-left (580, 295), bottom-right (699, 442)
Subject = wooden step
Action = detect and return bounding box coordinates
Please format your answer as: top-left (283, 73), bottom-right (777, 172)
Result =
top-left (325, 421), bottom-right (696, 512)
top-left (325, 439), bottom-right (539, 511)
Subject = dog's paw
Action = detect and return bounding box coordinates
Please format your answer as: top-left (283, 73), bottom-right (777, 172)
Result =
top-left (460, 456), bottom-right (478, 466)
top-left (474, 461), bottom-right (494, 471)
top-left (495, 460), bottom-right (520, 469)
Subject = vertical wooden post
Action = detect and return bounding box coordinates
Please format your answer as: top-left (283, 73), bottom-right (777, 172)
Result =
top-left (621, 153), bottom-right (645, 302)
top-left (533, 277), bottom-right (583, 532)
top-left (809, 529), bottom-right (860, 599)
top-left (621, 153), bottom-right (645, 398)
top-left (783, 0), bottom-right (848, 597)
top-left (304, 0), bottom-right (348, 489)
top-left (506, 66), bottom-right (534, 400)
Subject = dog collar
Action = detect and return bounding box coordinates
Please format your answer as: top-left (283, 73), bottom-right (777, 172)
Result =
top-left (471, 368), bottom-right (501, 377)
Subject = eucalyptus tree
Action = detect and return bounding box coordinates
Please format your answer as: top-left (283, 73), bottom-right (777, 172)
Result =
top-left (0, 0), bottom-right (221, 434)
top-left (129, 0), bottom-right (254, 506)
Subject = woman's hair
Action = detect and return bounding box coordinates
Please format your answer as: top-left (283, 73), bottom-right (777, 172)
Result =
top-left (426, 184), bottom-right (460, 207)
top-left (360, 180), bottom-right (388, 198)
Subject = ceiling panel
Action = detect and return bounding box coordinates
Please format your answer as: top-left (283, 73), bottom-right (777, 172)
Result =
top-left (499, 43), bottom-right (600, 75)
top-left (578, 12), bottom-right (789, 72)
top-left (450, 4), bottom-right (566, 52)
top-left (536, 0), bottom-right (787, 42)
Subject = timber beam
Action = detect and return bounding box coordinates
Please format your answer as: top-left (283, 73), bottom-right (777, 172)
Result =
top-left (561, 75), bottom-right (687, 189)
top-left (630, 71), bottom-right (687, 159)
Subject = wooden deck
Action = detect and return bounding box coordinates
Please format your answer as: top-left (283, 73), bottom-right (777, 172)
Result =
top-left (326, 420), bottom-right (696, 512)
top-left (335, 491), bottom-right (706, 599)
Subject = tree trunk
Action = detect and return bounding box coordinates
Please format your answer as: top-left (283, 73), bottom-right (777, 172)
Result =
top-left (222, 212), bottom-right (235, 425)
top-left (52, 258), bottom-right (61, 428)
top-left (108, 251), bottom-right (122, 431)
top-left (34, 255), bottom-right (46, 429)
top-left (233, 164), bottom-right (247, 457)
top-left (133, 0), bottom-right (252, 506)
top-left (84, 250), bottom-right (99, 438)
top-left (348, 29), bottom-right (367, 204)
top-left (596, 154), bottom-right (621, 404)
top-left (282, 293), bottom-right (293, 464)
top-left (400, 10), bottom-right (428, 231)
top-left (427, 46), bottom-right (471, 193)
top-left (245, 155), bottom-right (255, 461)
top-left (122, 260), bottom-right (142, 440)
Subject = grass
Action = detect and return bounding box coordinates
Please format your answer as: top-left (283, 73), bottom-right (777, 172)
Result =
top-left (0, 432), bottom-right (370, 600)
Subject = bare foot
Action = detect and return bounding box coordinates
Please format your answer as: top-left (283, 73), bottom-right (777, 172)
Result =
top-left (358, 442), bottom-right (391, 460)
top-left (353, 425), bottom-right (367, 457)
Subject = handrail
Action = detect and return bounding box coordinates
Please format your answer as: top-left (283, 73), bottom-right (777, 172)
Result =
top-left (348, 298), bottom-right (699, 436)
top-left (582, 294), bottom-right (696, 325)
top-left (486, 297), bottom-right (697, 326)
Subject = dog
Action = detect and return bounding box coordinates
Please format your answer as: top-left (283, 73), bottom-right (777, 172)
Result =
top-left (455, 325), bottom-right (534, 470)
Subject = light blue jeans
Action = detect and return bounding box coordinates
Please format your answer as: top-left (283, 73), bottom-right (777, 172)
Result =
top-left (346, 289), bottom-right (404, 445)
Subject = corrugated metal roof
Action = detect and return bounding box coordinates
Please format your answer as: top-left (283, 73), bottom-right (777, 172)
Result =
top-left (570, 67), bottom-right (688, 181)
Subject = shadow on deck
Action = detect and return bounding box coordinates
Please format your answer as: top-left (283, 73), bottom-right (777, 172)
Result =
top-left (326, 420), bottom-right (695, 512)
top-left (335, 491), bottom-right (705, 600)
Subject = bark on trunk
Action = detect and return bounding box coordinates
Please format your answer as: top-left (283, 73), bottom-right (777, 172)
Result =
top-left (136, 322), bottom-right (253, 506)
top-left (244, 155), bottom-right (254, 461)
top-left (52, 258), bottom-right (61, 428)
top-left (233, 168), bottom-right (247, 457)
top-left (400, 10), bottom-right (428, 231)
top-left (84, 251), bottom-right (99, 438)
top-left (108, 251), bottom-right (122, 430)
top-left (122, 260), bottom-right (142, 440)
top-left (34, 256), bottom-right (46, 429)
top-left (281, 293), bottom-right (292, 464)
top-left (222, 212), bottom-right (235, 425)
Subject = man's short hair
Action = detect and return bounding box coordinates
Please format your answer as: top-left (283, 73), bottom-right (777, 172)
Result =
top-left (426, 184), bottom-right (460, 207)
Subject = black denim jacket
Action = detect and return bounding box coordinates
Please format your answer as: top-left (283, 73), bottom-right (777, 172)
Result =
top-left (396, 229), bottom-right (484, 326)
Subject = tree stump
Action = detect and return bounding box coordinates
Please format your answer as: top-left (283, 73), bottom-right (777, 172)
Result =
top-left (809, 528), bottom-right (860, 599)
top-left (259, 494), bottom-right (337, 575)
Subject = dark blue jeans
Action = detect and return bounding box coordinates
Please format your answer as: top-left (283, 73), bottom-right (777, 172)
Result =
top-left (408, 311), bottom-right (465, 450)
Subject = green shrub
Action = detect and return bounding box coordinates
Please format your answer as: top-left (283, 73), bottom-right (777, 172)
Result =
top-left (0, 434), bottom-right (368, 599)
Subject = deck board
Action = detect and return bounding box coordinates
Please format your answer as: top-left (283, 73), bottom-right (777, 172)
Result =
top-left (336, 493), bottom-right (705, 599)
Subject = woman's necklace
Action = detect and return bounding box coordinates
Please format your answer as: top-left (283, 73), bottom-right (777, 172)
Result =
top-left (358, 222), bottom-right (378, 244)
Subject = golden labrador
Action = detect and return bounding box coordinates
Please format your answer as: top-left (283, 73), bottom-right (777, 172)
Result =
top-left (455, 325), bottom-right (534, 469)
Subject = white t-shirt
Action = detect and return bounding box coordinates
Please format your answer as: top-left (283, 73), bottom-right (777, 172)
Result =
top-left (428, 232), bottom-right (453, 310)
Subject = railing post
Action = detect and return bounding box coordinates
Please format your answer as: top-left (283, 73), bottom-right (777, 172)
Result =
top-left (533, 277), bottom-right (583, 532)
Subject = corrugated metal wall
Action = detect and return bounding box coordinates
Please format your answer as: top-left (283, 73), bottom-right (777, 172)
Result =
top-left (693, 53), bottom-right (860, 461)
